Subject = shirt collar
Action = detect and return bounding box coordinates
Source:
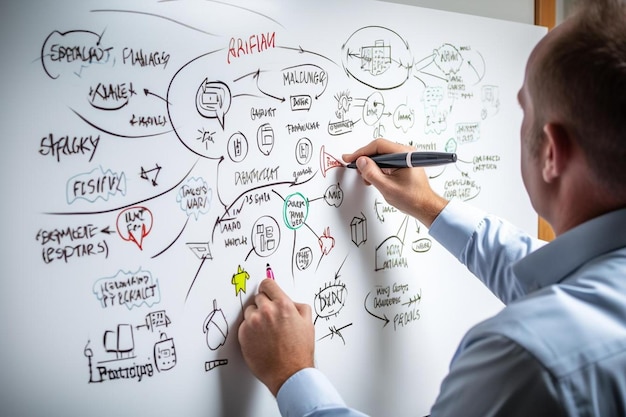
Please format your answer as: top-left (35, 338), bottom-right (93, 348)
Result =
top-left (513, 207), bottom-right (626, 290)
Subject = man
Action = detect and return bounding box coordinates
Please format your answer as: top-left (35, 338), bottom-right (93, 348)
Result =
top-left (238, 0), bottom-right (626, 415)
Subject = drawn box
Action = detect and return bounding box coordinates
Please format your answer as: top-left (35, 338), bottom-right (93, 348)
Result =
top-left (350, 215), bottom-right (367, 247)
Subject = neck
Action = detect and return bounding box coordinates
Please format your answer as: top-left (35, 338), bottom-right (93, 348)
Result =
top-left (547, 184), bottom-right (626, 236)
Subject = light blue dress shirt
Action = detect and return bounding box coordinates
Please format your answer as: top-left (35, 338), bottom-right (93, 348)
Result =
top-left (277, 200), bottom-right (626, 416)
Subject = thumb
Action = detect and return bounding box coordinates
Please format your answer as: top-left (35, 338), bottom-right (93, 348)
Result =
top-left (356, 156), bottom-right (390, 189)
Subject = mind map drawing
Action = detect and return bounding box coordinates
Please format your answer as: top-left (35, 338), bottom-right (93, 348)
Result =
top-left (35, 2), bottom-right (506, 379)
top-left (3, 1), bottom-right (543, 415)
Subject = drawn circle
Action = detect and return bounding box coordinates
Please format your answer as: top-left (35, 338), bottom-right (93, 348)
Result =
top-left (283, 192), bottom-right (309, 230)
top-left (363, 92), bottom-right (385, 126)
top-left (257, 123), bottom-right (275, 156)
top-left (251, 216), bottom-right (280, 257)
top-left (445, 138), bottom-right (457, 153)
top-left (295, 246), bottom-right (313, 270)
top-left (227, 132), bottom-right (248, 163)
top-left (295, 137), bottom-right (313, 165)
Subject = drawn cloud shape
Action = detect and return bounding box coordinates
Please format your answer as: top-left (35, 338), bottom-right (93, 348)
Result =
top-left (177, 177), bottom-right (212, 220)
top-left (93, 267), bottom-right (161, 310)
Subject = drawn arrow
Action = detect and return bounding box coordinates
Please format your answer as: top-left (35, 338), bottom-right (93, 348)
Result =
top-left (278, 45), bottom-right (338, 66)
top-left (335, 254), bottom-right (348, 280)
top-left (468, 51), bottom-right (486, 84)
top-left (210, 179), bottom-right (296, 242)
top-left (100, 226), bottom-right (116, 235)
top-left (374, 199), bottom-right (385, 222)
top-left (144, 88), bottom-right (171, 105)
top-left (364, 292), bottom-right (390, 327)
top-left (253, 70), bottom-right (286, 103)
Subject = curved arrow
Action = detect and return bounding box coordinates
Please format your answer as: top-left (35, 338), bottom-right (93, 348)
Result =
top-left (364, 292), bottom-right (390, 327)
top-left (144, 88), bottom-right (171, 105)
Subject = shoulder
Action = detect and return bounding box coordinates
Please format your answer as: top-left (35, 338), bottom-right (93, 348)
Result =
top-left (431, 333), bottom-right (566, 416)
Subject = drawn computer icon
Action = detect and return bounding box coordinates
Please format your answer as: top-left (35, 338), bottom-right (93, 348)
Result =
top-left (196, 79), bottom-right (231, 129)
top-left (257, 123), bottom-right (275, 156)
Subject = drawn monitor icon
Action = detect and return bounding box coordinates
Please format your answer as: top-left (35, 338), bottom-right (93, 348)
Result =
top-left (201, 87), bottom-right (222, 110)
top-left (257, 123), bottom-right (275, 155)
top-left (261, 125), bottom-right (273, 145)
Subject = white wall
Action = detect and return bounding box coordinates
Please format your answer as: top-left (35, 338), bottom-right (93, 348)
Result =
top-left (377, 0), bottom-right (534, 24)
top-left (556, 0), bottom-right (577, 24)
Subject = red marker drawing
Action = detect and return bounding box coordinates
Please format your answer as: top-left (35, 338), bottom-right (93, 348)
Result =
top-left (266, 263), bottom-right (275, 280)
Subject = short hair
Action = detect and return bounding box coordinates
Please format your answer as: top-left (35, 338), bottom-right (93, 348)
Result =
top-left (530, 0), bottom-right (626, 194)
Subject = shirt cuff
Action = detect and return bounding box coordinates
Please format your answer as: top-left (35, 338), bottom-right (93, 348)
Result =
top-left (276, 368), bottom-right (347, 417)
top-left (429, 199), bottom-right (487, 260)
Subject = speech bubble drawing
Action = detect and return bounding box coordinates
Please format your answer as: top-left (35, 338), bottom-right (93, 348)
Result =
top-left (324, 183), bottom-right (343, 208)
top-left (176, 177), bottom-right (212, 220)
top-left (295, 247), bottom-right (313, 271)
top-left (196, 79), bottom-right (231, 129)
top-left (433, 43), bottom-right (463, 76)
top-left (93, 267), bottom-right (160, 310)
top-left (283, 192), bottom-right (309, 230)
top-left (41, 29), bottom-right (113, 79)
top-left (257, 123), bottom-right (275, 156)
top-left (445, 138), bottom-right (458, 153)
top-left (393, 104), bottom-right (415, 133)
top-left (66, 166), bottom-right (126, 204)
top-left (363, 92), bottom-right (385, 126)
top-left (116, 206), bottom-right (153, 250)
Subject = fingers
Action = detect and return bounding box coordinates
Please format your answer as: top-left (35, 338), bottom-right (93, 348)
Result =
top-left (257, 277), bottom-right (286, 301)
top-left (342, 138), bottom-right (414, 163)
top-left (244, 279), bottom-right (310, 323)
top-left (294, 301), bottom-right (312, 321)
top-left (242, 279), bottom-right (282, 321)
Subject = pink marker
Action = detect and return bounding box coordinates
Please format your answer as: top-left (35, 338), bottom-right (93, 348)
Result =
top-left (266, 263), bottom-right (275, 280)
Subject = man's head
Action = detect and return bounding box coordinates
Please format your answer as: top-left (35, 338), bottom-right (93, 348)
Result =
top-left (525, 0), bottom-right (626, 197)
top-left (518, 0), bottom-right (626, 232)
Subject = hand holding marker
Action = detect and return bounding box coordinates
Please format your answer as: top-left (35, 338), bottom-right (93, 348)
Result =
top-left (346, 151), bottom-right (457, 169)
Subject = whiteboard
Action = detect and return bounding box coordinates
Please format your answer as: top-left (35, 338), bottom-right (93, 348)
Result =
top-left (0, 1), bottom-right (545, 416)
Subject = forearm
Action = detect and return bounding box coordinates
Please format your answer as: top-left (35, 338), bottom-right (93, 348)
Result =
top-left (429, 200), bottom-right (545, 303)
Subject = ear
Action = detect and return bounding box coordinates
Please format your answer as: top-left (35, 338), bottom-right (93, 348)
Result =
top-left (541, 123), bottom-right (571, 183)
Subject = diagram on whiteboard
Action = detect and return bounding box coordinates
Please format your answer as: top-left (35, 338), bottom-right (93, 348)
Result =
top-left (32, 2), bottom-right (512, 386)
